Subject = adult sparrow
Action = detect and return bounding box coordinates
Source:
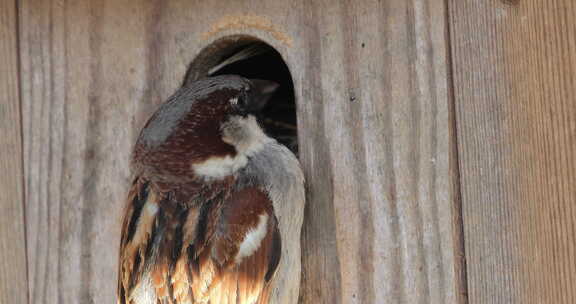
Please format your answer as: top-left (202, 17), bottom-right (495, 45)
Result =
top-left (118, 75), bottom-right (304, 304)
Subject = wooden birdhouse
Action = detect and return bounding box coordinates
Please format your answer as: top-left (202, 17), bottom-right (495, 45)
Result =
top-left (2, 1), bottom-right (576, 303)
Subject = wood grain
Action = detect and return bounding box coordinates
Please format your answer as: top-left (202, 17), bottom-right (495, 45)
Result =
top-left (448, 1), bottom-right (576, 303)
top-left (296, 1), bottom-right (461, 303)
top-left (18, 0), bottom-right (462, 303)
top-left (19, 1), bottom-right (151, 303)
top-left (0, 0), bottom-right (28, 303)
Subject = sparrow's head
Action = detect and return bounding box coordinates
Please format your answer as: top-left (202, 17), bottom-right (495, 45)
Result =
top-left (133, 75), bottom-right (279, 182)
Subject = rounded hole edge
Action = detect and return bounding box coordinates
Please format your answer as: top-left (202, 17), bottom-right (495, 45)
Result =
top-left (183, 35), bottom-right (298, 154)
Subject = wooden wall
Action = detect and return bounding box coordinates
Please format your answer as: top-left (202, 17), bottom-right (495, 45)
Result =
top-left (449, 1), bottom-right (576, 303)
top-left (0, 0), bottom-right (574, 303)
top-left (0, 1), bottom-right (28, 303)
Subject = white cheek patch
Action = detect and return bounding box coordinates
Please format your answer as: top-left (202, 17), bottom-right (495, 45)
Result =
top-left (235, 214), bottom-right (269, 264)
top-left (192, 154), bottom-right (248, 180)
top-left (222, 115), bottom-right (271, 156)
top-left (192, 115), bottom-right (272, 180)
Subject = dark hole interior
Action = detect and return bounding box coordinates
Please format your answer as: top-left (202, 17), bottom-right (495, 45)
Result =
top-left (185, 38), bottom-right (298, 154)
top-left (212, 44), bottom-right (298, 154)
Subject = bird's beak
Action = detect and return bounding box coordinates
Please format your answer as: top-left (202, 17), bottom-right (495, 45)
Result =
top-left (247, 79), bottom-right (280, 113)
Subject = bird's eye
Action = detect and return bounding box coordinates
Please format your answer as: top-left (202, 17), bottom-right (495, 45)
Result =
top-left (229, 92), bottom-right (249, 115)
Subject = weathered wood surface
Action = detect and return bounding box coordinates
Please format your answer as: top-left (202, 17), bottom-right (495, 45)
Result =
top-left (296, 1), bottom-right (462, 303)
top-left (16, 0), bottom-right (461, 303)
top-left (448, 1), bottom-right (576, 303)
top-left (0, 1), bottom-right (28, 303)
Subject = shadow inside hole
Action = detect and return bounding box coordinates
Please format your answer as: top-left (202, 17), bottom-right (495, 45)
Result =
top-left (184, 37), bottom-right (298, 154)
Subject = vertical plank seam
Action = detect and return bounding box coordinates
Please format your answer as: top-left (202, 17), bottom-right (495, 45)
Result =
top-left (443, 0), bottom-right (469, 303)
top-left (15, 0), bottom-right (30, 302)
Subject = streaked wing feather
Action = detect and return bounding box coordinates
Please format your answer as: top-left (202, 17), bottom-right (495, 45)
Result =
top-left (118, 180), bottom-right (160, 304)
top-left (118, 181), bottom-right (281, 304)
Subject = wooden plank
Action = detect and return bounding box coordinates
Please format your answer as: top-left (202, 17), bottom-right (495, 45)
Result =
top-left (19, 1), bottom-right (150, 303)
top-left (448, 1), bottom-right (576, 303)
top-left (295, 1), bottom-right (462, 303)
top-left (0, 0), bottom-right (28, 303)
top-left (20, 0), bottom-right (462, 303)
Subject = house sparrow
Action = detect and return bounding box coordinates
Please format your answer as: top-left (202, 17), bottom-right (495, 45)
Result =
top-left (118, 75), bottom-right (305, 304)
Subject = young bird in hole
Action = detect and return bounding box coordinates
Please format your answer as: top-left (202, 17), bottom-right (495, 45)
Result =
top-left (118, 75), bottom-right (305, 304)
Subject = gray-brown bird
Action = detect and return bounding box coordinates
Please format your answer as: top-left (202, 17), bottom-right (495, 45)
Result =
top-left (117, 75), bottom-right (304, 304)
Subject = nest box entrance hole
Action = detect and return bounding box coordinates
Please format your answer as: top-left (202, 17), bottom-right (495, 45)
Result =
top-left (184, 36), bottom-right (298, 154)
